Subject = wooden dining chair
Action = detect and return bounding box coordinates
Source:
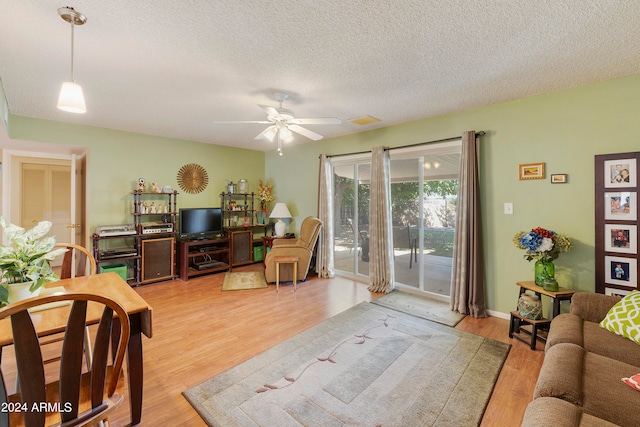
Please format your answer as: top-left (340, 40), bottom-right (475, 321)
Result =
top-left (54, 243), bottom-right (97, 279)
top-left (0, 292), bottom-right (130, 427)
top-left (47, 243), bottom-right (97, 368)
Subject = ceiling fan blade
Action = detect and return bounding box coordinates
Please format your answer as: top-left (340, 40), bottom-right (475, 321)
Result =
top-left (258, 104), bottom-right (280, 117)
top-left (290, 117), bottom-right (341, 125)
top-left (213, 120), bottom-right (272, 124)
top-left (255, 125), bottom-right (277, 141)
top-left (288, 124), bottom-right (324, 141)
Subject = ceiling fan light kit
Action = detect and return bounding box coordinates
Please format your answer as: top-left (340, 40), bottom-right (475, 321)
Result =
top-left (57, 6), bottom-right (87, 114)
top-left (215, 92), bottom-right (341, 155)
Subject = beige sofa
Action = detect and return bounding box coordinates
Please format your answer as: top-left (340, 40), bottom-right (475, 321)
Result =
top-left (522, 292), bottom-right (640, 426)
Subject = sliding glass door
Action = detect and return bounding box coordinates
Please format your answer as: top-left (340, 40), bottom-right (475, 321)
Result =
top-left (333, 160), bottom-right (371, 278)
top-left (390, 142), bottom-right (460, 297)
top-left (330, 142), bottom-right (459, 294)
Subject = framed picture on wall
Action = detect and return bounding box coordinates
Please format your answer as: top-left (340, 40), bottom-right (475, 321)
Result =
top-left (604, 256), bottom-right (637, 287)
top-left (518, 162), bottom-right (545, 180)
top-left (604, 224), bottom-right (637, 254)
top-left (604, 191), bottom-right (637, 221)
top-left (604, 158), bottom-right (636, 188)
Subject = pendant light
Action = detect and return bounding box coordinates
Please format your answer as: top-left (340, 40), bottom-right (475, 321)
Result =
top-left (57, 7), bottom-right (87, 114)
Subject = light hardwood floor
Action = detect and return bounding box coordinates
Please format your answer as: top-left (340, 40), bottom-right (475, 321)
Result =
top-left (107, 264), bottom-right (543, 426)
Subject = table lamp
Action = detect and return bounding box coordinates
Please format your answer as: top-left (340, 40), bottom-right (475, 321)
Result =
top-left (269, 203), bottom-right (292, 237)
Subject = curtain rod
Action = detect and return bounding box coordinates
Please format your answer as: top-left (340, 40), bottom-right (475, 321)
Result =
top-left (323, 131), bottom-right (486, 159)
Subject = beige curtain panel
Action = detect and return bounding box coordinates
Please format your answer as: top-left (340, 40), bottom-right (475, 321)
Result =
top-left (367, 146), bottom-right (395, 293)
top-left (451, 131), bottom-right (487, 317)
top-left (316, 154), bottom-right (335, 279)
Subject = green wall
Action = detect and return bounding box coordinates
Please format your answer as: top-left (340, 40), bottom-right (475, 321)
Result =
top-left (6, 116), bottom-right (265, 230)
top-left (266, 73), bottom-right (640, 315)
top-left (5, 73), bottom-right (639, 314)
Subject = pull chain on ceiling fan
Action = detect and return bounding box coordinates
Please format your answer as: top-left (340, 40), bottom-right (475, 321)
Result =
top-left (214, 93), bottom-right (341, 155)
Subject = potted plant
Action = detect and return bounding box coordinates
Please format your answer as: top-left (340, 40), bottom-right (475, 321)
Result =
top-left (0, 217), bottom-right (68, 306)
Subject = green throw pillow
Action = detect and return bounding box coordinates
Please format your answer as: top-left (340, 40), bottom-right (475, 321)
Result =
top-left (600, 290), bottom-right (640, 345)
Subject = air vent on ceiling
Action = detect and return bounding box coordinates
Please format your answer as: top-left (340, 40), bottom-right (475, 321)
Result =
top-left (349, 115), bottom-right (381, 125)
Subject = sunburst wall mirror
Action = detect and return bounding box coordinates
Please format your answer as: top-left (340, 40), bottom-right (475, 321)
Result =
top-left (177, 163), bottom-right (209, 194)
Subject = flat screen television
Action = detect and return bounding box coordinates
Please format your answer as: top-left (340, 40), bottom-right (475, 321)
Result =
top-left (179, 207), bottom-right (223, 240)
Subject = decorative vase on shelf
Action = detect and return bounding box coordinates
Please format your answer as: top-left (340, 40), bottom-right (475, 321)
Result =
top-left (534, 259), bottom-right (555, 287)
top-left (542, 277), bottom-right (559, 292)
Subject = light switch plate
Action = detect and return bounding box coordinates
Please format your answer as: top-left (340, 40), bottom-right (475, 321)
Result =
top-left (504, 202), bottom-right (514, 215)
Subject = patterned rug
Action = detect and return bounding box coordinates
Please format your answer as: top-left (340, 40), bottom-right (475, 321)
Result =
top-left (222, 271), bottom-right (268, 291)
top-left (183, 302), bottom-right (509, 426)
top-left (372, 291), bottom-right (466, 327)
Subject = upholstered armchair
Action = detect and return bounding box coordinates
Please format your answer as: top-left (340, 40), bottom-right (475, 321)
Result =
top-left (264, 216), bottom-right (322, 283)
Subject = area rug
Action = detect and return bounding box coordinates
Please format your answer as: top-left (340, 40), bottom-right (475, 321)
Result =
top-left (183, 302), bottom-right (510, 426)
top-left (373, 290), bottom-right (466, 327)
top-left (222, 271), bottom-right (268, 291)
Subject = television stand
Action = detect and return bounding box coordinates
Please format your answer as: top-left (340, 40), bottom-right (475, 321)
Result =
top-left (178, 237), bottom-right (230, 280)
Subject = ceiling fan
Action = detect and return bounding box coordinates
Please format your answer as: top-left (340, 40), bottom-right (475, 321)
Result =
top-left (214, 93), bottom-right (341, 154)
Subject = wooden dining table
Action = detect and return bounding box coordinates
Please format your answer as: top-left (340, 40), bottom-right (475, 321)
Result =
top-left (0, 272), bottom-right (153, 425)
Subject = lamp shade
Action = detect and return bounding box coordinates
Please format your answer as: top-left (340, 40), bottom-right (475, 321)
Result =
top-left (57, 81), bottom-right (86, 113)
top-left (269, 202), bottom-right (292, 237)
top-left (269, 203), bottom-right (292, 219)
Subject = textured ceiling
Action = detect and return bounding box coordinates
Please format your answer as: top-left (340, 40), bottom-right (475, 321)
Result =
top-left (1, 1), bottom-right (639, 152)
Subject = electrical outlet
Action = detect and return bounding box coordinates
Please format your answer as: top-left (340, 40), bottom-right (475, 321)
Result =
top-left (504, 202), bottom-right (514, 215)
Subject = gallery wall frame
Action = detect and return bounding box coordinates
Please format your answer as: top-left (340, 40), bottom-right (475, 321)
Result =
top-left (518, 162), bottom-right (545, 180)
top-left (595, 151), bottom-right (640, 294)
top-left (551, 173), bottom-right (567, 183)
top-left (603, 191), bottom-right (637, 221)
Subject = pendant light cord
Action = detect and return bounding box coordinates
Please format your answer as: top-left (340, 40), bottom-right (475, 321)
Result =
top-left (70, 20), bottom-right (75, 82)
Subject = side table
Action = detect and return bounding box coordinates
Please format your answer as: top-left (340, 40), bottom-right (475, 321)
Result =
top-left (509, 281), bottom-right (576, 350)
top-left (516, 281), bottom-right (576, 318)
top-left (261, 235), bottom-right (294, 266)
top-left (273, 255), bottom-right (299, 293)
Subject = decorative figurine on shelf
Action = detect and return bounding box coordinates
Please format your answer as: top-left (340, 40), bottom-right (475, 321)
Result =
top-left (152, 181), bottom-right (160, 193)
top-left (243, 215), bottom-right (250, 227)
top-left (138, 177), bottom-right (146, 191)
top-left (149, 202), bottom-right (157, 214)
top-left (141, 201), bottom-right (148, 214)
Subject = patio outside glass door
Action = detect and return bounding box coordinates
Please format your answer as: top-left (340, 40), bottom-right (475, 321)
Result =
top-left (390, 143), bottom-right (460, 297)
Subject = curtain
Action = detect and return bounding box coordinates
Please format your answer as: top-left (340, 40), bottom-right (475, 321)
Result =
top-left (367, 146), bottom-right (395, 293)
top-left (451, 131), bottom-right (487, 317)
top-left (316, 154), bottom-right (335, 278)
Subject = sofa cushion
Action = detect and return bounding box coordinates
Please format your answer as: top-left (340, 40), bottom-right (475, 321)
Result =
top-left (534, 343), bottom-right (584, 405)
top-left (546, 313), bottom-right (640, 367)
top-left (582, 349), bottom-right (640, 427)
top-left (522, 397), bottom-right (619, 427)
top-left (570, 292), bottom-right (621, 323)
top-left (546, 313), bottom-right (584, 349)
top-left (623, 373), bottom-right (640, 391)
top-left (535, 343), bottom-right (640, 427)
top-left (600, 290), bottom-right (640, 345)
